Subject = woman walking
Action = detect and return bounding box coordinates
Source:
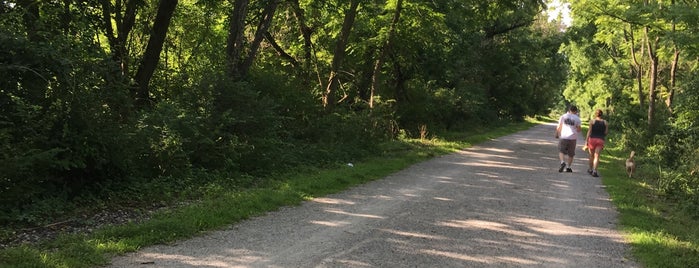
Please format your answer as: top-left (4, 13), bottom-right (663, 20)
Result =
top-left (585, 109), bottom-right (608, 177)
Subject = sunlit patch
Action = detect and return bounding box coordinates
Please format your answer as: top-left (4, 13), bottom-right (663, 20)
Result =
top-left (550, 182), bottom-right (569, 189)
top-left (433, 197), bottom-right (453, 201)
top-left (460, 160), bottom-right (537, 171)
top-left (419, 249), bottom-right (489, 263)
top-left (374, 195), bottom-right (394, 200)
top-left (379, 229), bottom-right (448, 240)
top-left (475, 172), bottom-right (501, 178)
top-left (436, 220), bottom-right (537, 238)
top-left (494, 256), bottom-right (539, 265)
top-left (141, 251), bottom-right (265, 267)
top-left (331, 259), bottom-right (372, 266)
top-left (583, 205), bottom-right (610, 211)
top-left (309, 220), bottom-right (349, 227)
top-left (512, 218), bottom-right (623, 241)
top-left (324, 209), bottom-right (385, 219)
top-left (313, 197), bottom-right (356, 205)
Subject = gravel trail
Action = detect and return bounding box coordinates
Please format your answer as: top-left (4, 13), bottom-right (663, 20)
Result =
top-left (107, 123), bottom-right (638, 267)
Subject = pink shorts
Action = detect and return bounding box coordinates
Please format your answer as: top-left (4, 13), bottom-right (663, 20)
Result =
top-left (588, 137), bottom-right (605, 151)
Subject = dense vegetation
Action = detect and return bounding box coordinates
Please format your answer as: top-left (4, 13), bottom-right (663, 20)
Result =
top-left (564, 0), bottom-right (699, 217)
top-left (0, 1), bottom-right (567, 228)
top-left (2, 1), bottom-right (699, 266)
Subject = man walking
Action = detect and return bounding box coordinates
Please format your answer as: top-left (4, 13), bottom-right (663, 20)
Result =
top-left (555, 105), bottom-right (582, 172)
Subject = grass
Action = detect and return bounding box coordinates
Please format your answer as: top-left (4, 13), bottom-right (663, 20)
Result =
top-left (598, 139), bottom-right (699, 267)
top-left (0, 120), bottom-right (537, 268)
top-left (6, 117), bottom-right (698, 267)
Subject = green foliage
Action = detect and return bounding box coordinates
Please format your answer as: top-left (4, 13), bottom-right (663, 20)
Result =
top-left (600, 138), bottom-right (699, 268)
top-left (565, 0), bottom-right (699, 216)
top-left (0, 0), bottom-right (569, 232)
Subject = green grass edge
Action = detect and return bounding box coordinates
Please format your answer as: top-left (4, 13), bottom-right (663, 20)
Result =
top-left (0, 118), bottom-right (556, 268)
top-left (598, 140), bottom-right (699, 267)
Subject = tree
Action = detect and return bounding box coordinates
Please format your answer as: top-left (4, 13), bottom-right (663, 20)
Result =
top-left (323, 0), bottom-right (360, 110)
top-left (133, 0), bottom-right (178, 107)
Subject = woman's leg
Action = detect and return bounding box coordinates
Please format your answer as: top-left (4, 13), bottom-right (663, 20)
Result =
top-left (588, 146), bottom-right (594, 172)
top-left (593, 147), bottom-right (602, 171)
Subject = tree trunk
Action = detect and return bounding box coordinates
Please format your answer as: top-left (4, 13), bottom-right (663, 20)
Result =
top-left (226, 0), bottom-right (250, 79)
top-left (100, 0), bottom-right (138, 78)
top-left (645, 26), bottom-right (658, 128)
top-left (288, 0), bottom-right (324, 89)
top-left (370, 0), bottom-right (403, 109)
top-left (239, 0), bottom-right (280, 78)
top-left (667, 2), bottom-right (679, 114)
top-left (627, 25), bottom-right (645, 110)
top-left (264, 32), bottom-right (299, 68)
top-left (323, 0), bottom-right (360, 109)
top-left (288, 0), bottom-right (313, 71)
top-left (133, 0), bottom-right (178, 107)
top-left (667, 47), bottom-right (679, 113)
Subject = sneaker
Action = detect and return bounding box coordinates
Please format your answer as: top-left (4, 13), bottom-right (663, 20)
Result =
top-left (592, 171), bottom-right (599, 177)
top-left (559, 162), bottom-right (566, 172)
top-left (566, 168), bottom-right (573, 173)
top-left (587, 169), bottom-right (593, 174)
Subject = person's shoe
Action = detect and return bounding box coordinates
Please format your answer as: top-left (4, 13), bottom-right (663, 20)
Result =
top-left (566, 168), bottom-right (573, 173)
top-left (559, 162), bottom-right (566, 172)
top-left (587, 169), bottom-right (593, 174)
top-left (592, 171), bottom-right (599, 177)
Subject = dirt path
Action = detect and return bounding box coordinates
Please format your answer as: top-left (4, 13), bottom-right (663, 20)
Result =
top-left (107, 123), bottom-right (638, 267)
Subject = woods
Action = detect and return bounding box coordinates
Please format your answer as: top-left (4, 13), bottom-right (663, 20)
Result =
top-left (0, 0), bottom-right (568, 226)
top-left (1, 1), bottom-right (699, 265)
top-left (564, 0), bottom-right (699, 216)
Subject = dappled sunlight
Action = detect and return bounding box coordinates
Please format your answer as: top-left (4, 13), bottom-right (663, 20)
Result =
top-left (479, 196), bottom-right (504, 202)
top-left (513, 218), bottom-right (623, 241)
top-left (141, 250), bottom-right (265, 267)
top-left (313, 197), bottom-right (356, 205)
top-left (459, 150), bottom-right (515, 159)
top-left (460, 160), bottom-right (538, 171)
top-left (583, 205), bottom-right (612, 211)
top-left (379, 228), bottom-right (449, 240)
top-left (475, 148), bottom-right (515, 154)
top-left (419, 249), bottom-right (541, 265)
top-left (418, 249), bottom-right (491, 263)
top-left (324, 208), bottom-right (385, 219)
top-left (515, 139), bottom-right (553, 146)
top-left (550, 182), bottom-right (570, 189)
top-left (475, 171), bottom-right (501, 178)
top-left (544, 196), bottom-right (581, 203)
top-left (436, 219), bottom-right (537, 238)
top-left (309, 220), bottom-right (350, 227)
top-left (332, 259), bottom-right (372, 267)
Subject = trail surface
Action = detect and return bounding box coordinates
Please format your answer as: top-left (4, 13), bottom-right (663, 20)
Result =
top-left (108, 123), bottom-right (638, 267)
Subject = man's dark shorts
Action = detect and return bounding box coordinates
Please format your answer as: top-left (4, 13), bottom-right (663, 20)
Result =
top-left (558, 139), bottom-right (577, 157)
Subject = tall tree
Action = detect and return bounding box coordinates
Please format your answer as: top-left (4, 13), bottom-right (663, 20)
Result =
top-left (226, 0), bottom-right (250, 79)
top-left (369, 0), bottom-right (403, 109)
top-left (133, 0), bottom-right (178, 107)
top-left (323, 0), bottom-right (361, 109)
top-left (100, 0), bottom-right (139, 78)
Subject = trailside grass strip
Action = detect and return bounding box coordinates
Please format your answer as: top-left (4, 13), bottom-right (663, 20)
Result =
top-left (0, 120), bottom-right (537, 268)
top-left (599, 143), bottom-right (699, 268)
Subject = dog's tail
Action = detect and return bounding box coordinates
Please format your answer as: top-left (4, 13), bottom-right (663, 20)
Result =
top-left (629, 151), bottom-right (635, 159)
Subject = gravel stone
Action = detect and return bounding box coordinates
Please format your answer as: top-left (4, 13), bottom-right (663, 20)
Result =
top-left (107, 123), bottom-right (639, 267)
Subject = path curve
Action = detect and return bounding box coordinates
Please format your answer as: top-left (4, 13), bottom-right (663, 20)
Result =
top-left (108, 123), bottom-right (638, 267)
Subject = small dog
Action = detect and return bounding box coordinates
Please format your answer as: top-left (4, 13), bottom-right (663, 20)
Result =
top-left (625, 151), bottom-right (636, 178)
